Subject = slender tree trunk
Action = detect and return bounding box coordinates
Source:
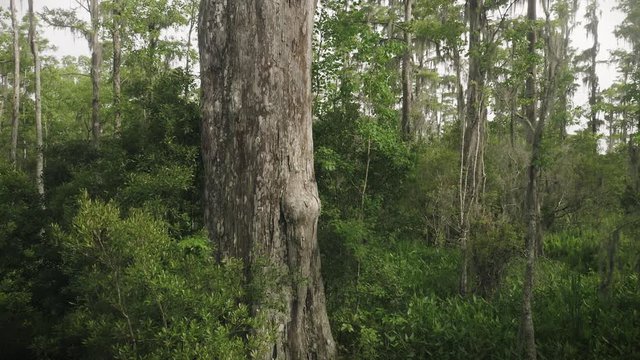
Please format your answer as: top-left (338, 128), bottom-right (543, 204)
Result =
top-left (453, 46), bottom-right (465, 125)
top-left (621, 71), bottom-right (629, 145)
top-left (522, 0), bottom-right (539, 358)
top-left (531, 0), bottom-right (564, 258)
top-left (0, 75), bottom-right (7, 134)
top-left (184, 0), bottom-right (197, 97)
top-left (587, 0), bottom-right (599, 135)
top-left (414, 40), bottom-right (423, 101)
top-left (558, 93), bottom-right (568, 139)
top-left (557, 14), bottom-right (569, 140)
top-left (112, 0), bottom-right (122, 133)
top-left (199, 1), bottom-right (335, 359)
top-left (402, 0), bottom-right (412, 139)
top-left (28, 0), bottom-right (44, 198)
top-left (606, 110), bottom-right (614, 153)
top-left (90, 0), bottom-right (102, 147)
top-left (459, 0), bottom-right (486, 296)
top-left (591, 38), bottom-right (599, 136)
top-left (557, 1), bottom-right (575, 140)
top-left (510, 39), bottom-right (518, 147)
top-left (386, 0), bottom-right (396, 39)
top-left (630, 114), bottom-right (640, 192)
top-left (361, 137), bottom-right (372, 216)
top-left (10, 0), bottom-right (20, 167)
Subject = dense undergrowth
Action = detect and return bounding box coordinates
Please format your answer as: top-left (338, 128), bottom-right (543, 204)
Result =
top-left (322, 233), bottom-right (640, 359)
top-left (2, 75), bottom-right (640, 359)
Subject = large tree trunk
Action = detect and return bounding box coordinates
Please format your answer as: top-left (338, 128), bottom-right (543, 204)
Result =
top-left (28, 0), bottom-right (44, 198)
top-left (198, 1), bottom-right (336, 359)
top-left (112, 0), bottom-right (122, 133)
top-left (90, 0), bottom-right (102, 146)
top-left (521, 0), bottom-right (539, 358)
top-left (401, 0), bottom-right (412, 139)
top-left (10, 0), bottom-right (20, 167)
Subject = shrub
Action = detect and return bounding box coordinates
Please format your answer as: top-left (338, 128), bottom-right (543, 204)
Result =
top-left (39, 194), bottom-right (264, 359)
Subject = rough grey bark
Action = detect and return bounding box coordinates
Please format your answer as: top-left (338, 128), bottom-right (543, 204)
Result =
top-left (458, 0), bottom-right (486, 296)
top-left (521, 0), bottom-right (539, 358)
top-left (112, 0), bottom-right (122, 133)
top-left (28, 0), bottom-right (44, 198)
top-left (401, 0), bottom-right (412, 139)
top-left (198, 1), bottom-right (336, 359)
top-left (90, 0), bottom-right (102, 146)
top-left (10, 0), bottom-right (20, 167)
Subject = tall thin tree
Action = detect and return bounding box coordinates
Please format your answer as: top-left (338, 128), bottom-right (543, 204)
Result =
top-left (28, 0), bottom-right (44, 198)
top-left (90, 0), bottom-right (102, 146)
top-left (555, 0), bottom-right (579, 140)
top-left (10, 0), bottom-right (20, 166)
top-left (0, 76), bottom-right (7, 135)
top-left (183, 0), bottom-right (198, 97)
top-left (402, 0), bottom-right (413, 139)
top-left (112, 0), bottom-right (122, 133)
top-left (585, 0), bottom-right (600, 135)
top-left (199, 0), bottom-right (336, 358)
top-left (458, 0), bottom-right (487, 296)
top-left (521, 0), bottom-right (540, 357)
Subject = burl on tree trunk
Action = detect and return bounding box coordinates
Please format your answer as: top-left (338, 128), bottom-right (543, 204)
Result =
top-left (198, 1), bottom-right (336, 359)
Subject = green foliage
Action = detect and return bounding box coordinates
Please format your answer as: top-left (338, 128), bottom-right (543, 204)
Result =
top-left (39, 194), bottom-right (262, 359)
top-left (471, 219), bottom-right (521, 294)
top-left (399, 295), bottom-right (517, 359)
top-left (325, 237), bottom-right (461, 359)
top-left (329, 235), bottom-right (640, 359)
top-left (42, 68), bottom-right (202, 236)
top-left (498, 258), bottom-right (640, 359)
top-left (0, 164), bottom-right (46, 359)
top-left (395, 139), bottom-right (459, 244)
top-left (545, 231), bottom-right (600, 273)
top-left (313, 0), bottom-right (415, 233)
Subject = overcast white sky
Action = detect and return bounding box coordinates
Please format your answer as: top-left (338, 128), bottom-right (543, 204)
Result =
top-left (0, 0), bottom-right (627, 111)
top-left (1, 0), bottom-right (91, 58)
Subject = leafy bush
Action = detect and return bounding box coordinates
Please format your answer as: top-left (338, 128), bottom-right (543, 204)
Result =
top-left (471, 218), bottom-right (522, 294)
top-left (0, 164), bottom-right (46, 358)
top-left (39, 194), bottom-right (264, 359)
